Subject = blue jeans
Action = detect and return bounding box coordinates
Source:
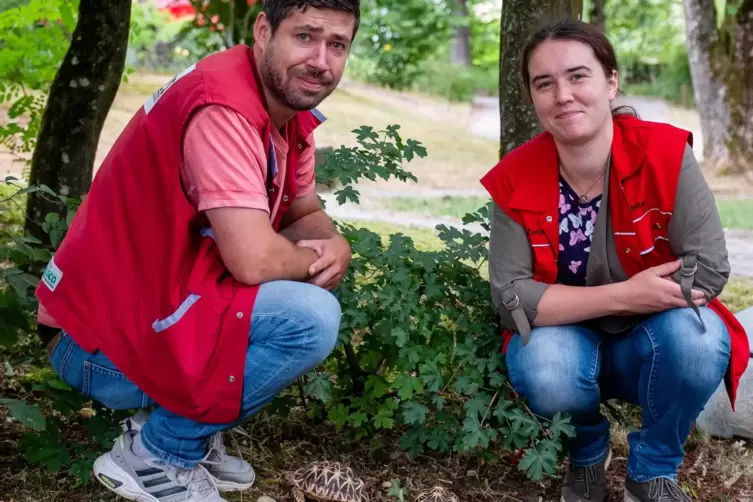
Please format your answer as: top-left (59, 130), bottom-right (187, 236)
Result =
top-left (49, 280), bottom-right (341, 469)
top-left (505, 307), bottom-right (730, 482)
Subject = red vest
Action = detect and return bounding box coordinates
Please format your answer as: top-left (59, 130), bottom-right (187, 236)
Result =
top-left (480, 116), bottom-right (749, 409)
top-left (35, 45), bottom-right (324, 423)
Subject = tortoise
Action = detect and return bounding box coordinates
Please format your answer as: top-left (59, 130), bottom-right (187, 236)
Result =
top-left (415, 486), bottom-right (459, 502)
top-left (288, 461), bottom-right (368, 502)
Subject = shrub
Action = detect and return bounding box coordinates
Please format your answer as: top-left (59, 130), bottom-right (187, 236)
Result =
top-left (305, 124), bottom-right (574, 480)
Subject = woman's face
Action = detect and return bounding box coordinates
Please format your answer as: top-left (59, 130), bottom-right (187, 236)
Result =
top-left (526, 39), bottom-right (618, 145)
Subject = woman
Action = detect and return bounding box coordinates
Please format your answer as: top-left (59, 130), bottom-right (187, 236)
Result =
top-left (480, 19), bottom-right (748, 502)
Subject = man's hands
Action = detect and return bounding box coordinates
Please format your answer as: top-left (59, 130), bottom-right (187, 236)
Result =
top-left (616, 260), bottom-right (707, 314)
top-left (297, 235), bottom-right (352, 290)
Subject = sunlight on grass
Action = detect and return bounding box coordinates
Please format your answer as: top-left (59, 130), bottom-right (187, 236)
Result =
top-left (338, 219), bottom-right (444, 252)
top-left (720, 277), bottom-right (753, 313)
top-left (716, 199), bottom-right (753, 230)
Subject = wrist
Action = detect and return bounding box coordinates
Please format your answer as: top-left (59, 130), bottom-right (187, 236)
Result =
top-left (606, 282), bottom-right (630, 314)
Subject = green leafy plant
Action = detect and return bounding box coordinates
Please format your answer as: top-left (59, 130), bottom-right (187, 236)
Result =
top-left (302, 125), bottom-right (574, 481)
top-left (0, 0), bottom-right (78, 175)
top-left (353, 0), bottom-right (454, 89)
top-left (0, 177), bottom-right (120, 483)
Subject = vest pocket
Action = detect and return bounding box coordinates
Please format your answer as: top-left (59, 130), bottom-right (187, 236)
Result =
top-left (152, 293), bottom-right (202, 333)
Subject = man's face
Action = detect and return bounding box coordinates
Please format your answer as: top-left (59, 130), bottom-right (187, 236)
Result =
top-left (255, 7), bottom-right (355, 111)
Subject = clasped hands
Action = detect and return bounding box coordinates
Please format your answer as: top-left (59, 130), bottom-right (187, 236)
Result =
top-left (296, 235), bottom-right (352, 291)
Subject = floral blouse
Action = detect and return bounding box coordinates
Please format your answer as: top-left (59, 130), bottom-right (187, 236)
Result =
top-left (556, 176), bottom-right (602, 286)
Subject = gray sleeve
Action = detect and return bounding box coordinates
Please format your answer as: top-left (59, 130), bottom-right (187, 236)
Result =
top-left (489, 202), bottom-right (551, 333)
top-left (668, 144), bottom-right (730, 299)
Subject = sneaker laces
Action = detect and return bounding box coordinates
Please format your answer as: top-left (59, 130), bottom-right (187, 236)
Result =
top-left (572, 465), bottom-right (599, 498)
top-left (648, 478), bottom-right (691, 502)
top-left (174, 464), bottom-right (220, 501)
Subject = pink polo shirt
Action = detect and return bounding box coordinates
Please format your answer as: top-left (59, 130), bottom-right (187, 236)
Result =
top-left (38, 104), bottom-right (316, 328)
top-left (181, 104), bottom-right (316, 217)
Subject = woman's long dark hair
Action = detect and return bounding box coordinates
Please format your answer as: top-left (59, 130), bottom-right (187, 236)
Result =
top-left (520, 18), bottom-right (637, 118)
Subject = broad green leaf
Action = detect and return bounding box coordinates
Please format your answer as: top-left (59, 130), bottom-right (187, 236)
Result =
top-left (374, 408), bottom-right (394, 430)
top-left (0, 398), bottom-right (46, 430)
top-left (393, 374), bottom-right (423, 400)
top-left (304, 374), bottom-right (333, 403)
top-left (401, 401), bottom-right (429, 425)
top-left (549, 412), bottom-right (576, 440)
top-left (328, 404), bottom-right (350, 429)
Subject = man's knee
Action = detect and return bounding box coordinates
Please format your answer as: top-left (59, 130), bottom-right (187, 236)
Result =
top-left (506, 326), bottom-right (602, 418)
top-left (291, 283), bottom-right (342, 362)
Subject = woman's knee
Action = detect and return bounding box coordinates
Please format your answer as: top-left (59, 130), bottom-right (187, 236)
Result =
top-left (506, 325), bottom-right (602, 418)
top-left (642, 307), bottom-right (730, 392)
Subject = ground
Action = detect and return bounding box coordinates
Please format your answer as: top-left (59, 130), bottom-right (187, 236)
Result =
top-left (2, 73), bottom-right (753, 501)
top-left (1, 401), bottom-right (753, 502)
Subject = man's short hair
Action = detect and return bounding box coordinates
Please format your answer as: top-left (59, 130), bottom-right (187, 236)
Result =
top-left (263, 0), bottom-right (361, 40)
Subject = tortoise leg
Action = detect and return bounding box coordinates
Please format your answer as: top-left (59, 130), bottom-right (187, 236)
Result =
top-left (292, 487), bottom-right (306, 502)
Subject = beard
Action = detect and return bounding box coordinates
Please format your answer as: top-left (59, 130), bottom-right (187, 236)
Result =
top-left (260, 45), bottom-right (337, 111)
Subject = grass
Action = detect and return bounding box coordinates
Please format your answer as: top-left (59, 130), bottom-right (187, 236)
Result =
top-left (339, 219), bottom-right (444, 252)
top-left (721, 277), bottom-right (753, 313)
top-left (717, 199), bottom-right (753, 230)
top-left (113, 73), bottom-right (500, 192)
top-left (376, 196), bottom-right (490, 220)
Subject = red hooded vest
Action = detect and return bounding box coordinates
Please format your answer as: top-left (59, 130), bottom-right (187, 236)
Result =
top-left (480, 116), bottom-right (749, 409)
top-left (35, 45), bottom-right (325, 423)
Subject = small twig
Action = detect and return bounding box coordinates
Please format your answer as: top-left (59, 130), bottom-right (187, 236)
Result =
top-left (479, 391), bottom-right (499, 428)
top-left (440, 366), bottom-right (462, 394)
top-left (504, 382), bottom-right (549, 423)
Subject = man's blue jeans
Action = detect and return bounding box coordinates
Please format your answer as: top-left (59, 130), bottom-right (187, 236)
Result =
top-left (505, 307), bottom-right (730, 482)
top-left (48, 280), bottom-right (341, 469)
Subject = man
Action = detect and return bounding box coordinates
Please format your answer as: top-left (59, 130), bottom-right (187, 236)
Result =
top-left (35, 1), bottom-right (359, 500)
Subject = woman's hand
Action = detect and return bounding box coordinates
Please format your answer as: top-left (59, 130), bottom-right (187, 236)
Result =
top-left (617, 260), bottom-right (707, 314)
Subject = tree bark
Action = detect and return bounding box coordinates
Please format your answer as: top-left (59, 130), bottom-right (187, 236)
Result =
top-left (683, 0), bottom-right (753, 173)
top-left (725, 0), bottom-right (753, 174)
top-left (25, 0), bottom-right (132, 243)
top-left (451, 0), bottom-right (472, 66)
top-left (589, 0), bottom-right (606, 32)
top-left (499, 0), bottom-right (583, 158)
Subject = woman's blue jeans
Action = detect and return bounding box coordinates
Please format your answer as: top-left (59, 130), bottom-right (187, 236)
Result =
top-left (505, 307), bottom-right (730, 482)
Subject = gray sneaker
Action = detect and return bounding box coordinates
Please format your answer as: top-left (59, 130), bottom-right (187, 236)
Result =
top-left (624, 477), bottom-right (691, 502)
top-left (93, 430), bottom-right (226, 502)
top-left (123, 411), bottom-right (255, 492)
top-left (561, 448), bottom-right (612, 502)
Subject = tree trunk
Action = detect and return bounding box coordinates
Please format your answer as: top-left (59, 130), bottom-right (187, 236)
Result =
top-left (683, 0), bottom-right (753, 174)
top-left (25, 0), bottom-right (132, 243)
top-left (499, 0), bottom-right (583, 158)
top-left (589, 0), bottom-right (606, 32)
top-left (451, 0), bottom-right (472, 66)
top-left (725, 0), bottom-right (753, 174)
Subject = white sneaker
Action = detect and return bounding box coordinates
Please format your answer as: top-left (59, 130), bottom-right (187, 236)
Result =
top-left (93, 430), bottom-right (226, 502)
top-left (122, 411), bottom-right (255, 492)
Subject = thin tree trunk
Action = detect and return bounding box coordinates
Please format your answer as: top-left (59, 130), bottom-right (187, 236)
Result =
top-left (499, 0), bottom-right (583, 158)
top-left (451, 0), bottom-right (472, 67)
top-left (589, 0), bottom-right (606, 32)
top-left (25, 0), bottom-right (132, 243)
top-left (682, 0), bottom-right (731, 168)
top-left (725, 0), bottom-right (753, 174)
